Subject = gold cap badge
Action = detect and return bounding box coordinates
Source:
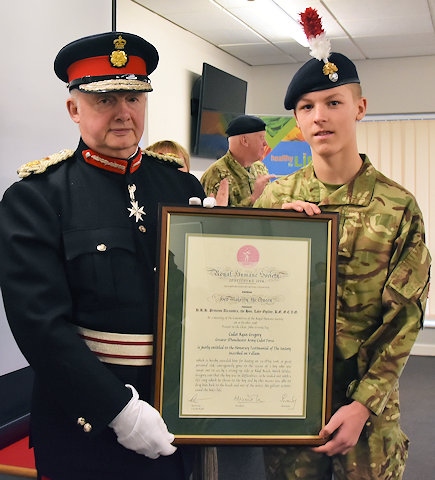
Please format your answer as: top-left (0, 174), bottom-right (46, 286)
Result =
top-left (110, 35), bottom-right (128, 68)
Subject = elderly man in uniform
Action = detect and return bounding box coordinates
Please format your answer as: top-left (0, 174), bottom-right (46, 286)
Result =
top-left (0, 32), bottom-right (205, 480)
top-left (255, 9), bottom-right (431, 480)
top-left (200, 114), bottom-right (274, 207)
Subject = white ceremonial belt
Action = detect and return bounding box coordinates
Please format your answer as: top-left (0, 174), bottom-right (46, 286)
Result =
top-left (77, 326), bottom-right (153, 366)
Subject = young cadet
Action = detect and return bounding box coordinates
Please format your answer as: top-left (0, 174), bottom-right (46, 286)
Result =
top-left (0, 32), bottom-right (205, 480)
top-left (254, 20), bottom-right (431, 480)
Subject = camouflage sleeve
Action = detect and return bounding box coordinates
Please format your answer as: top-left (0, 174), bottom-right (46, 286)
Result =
top-left (200, 166), bottom-right (222, 198)
top-left (253, 161), bottom-right (270, 176)
top-left (253, 178), bottom-right (294, 209)
top-left (349, 209), bottom-right (431, 416)
top-left (235, 195), bottom-right (254, 208)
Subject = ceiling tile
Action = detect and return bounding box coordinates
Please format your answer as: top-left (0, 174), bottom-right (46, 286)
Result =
top-left (133, 0), bottom-right (435, 66)
top-left (355, 33), bottom-right (435, 59)
top-left (220, 42), bottom-right (300, 66)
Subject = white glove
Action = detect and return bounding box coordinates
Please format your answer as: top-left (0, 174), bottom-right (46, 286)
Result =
top-left (109, 384), bottom-right (177, 459)
top-left (189, 197), bottom-right (202, 205)
top-left (203, 197), bottom-right (216, 208)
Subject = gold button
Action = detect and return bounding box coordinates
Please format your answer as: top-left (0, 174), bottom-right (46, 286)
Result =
top-left (77, 417), bottom-right (86, 426)
top-left (138, 225), bottom-right (146, 233)
top-left (96, 244), bottom-right (107, 251)
top-left (83, 423), bottom-right (92, 433)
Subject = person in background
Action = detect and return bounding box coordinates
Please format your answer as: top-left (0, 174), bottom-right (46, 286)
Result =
top-left (255, 8), bottom-right (431, 480)
top-left (146, 139), bottom-right (191, 172)
top-left (0, 31), bottom-right (206, 480)
top-left (146, 139), bottom-right (229, 206)
top-left (200, 114), bottom-right (275, 207)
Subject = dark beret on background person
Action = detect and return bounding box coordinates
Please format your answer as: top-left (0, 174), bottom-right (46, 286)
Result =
top-left (225, 114), bottom-right (266, 137)
top-left (201, 114), bottom-right (272, 207)
top-left (0, 31), bottom-right (205, 480)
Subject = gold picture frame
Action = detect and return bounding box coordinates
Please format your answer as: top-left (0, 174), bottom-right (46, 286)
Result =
top-left (154, 206), bottom-right (338, 445)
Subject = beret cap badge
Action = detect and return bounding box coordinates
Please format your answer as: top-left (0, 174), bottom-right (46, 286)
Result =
top-left (110, 35), bottom-right (128, 68)
top-left (323, 61), bottom-right (338, 82)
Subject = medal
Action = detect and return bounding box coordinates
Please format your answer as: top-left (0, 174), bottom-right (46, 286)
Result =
top-left (127, 184), bottom-right (146, 222)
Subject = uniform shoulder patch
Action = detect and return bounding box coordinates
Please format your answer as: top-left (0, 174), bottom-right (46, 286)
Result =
top-left (142, 149), bottom-right (184, 169)
top-left (18, 149), bottom-right (75, 178)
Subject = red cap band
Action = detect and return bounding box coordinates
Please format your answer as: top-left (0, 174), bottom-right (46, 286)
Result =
top-left (67, 55), bottom-right (147, 83)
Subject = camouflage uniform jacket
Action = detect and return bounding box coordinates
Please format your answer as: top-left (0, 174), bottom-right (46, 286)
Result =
top-left (255, 155), bottom-right (431, 416)
top-left (200, 150), bottom-right (269, 207)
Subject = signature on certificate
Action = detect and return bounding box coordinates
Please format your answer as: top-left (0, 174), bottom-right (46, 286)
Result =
top-left (281, 393), bottom-right (297, 409)
top-left (189, 393), bottom-right (213, 403)
top-left (233, 393), bottom-right (264, 404)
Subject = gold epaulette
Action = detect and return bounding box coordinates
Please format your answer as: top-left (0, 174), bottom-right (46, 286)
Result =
top-left (142, 149), bottom-right (184, 168)
top-left (18, 149), bottom-right (75, 178)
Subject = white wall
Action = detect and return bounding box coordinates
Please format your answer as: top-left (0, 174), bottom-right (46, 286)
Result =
top-left (0, 0), bottom-right (112, 375)
top-left (0, 0), bottom-right (113, 194)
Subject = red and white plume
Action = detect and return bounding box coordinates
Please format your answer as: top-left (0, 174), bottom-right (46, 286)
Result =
top-left (299, 7), bottom-right (331, 63)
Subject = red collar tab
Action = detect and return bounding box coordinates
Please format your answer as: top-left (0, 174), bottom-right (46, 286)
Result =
top-left (82, 149), bottom-right (142, 174)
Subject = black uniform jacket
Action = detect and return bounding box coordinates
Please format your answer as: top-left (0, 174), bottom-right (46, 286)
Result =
top-left (0, 140), bottom-right (205, 478)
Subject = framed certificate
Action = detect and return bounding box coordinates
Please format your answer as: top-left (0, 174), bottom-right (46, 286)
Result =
top-left (154, 206), bottom-right (338, 445)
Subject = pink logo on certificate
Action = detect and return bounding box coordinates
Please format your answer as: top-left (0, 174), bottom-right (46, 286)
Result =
top-left (237, 245), bottom-right (260, 267)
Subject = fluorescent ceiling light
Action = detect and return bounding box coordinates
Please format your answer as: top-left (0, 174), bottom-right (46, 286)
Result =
top-left (210, 0), bottom-right (309, 47)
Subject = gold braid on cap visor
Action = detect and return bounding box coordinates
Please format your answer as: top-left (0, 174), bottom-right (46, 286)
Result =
top-left (69, 75), bottom-right (153, 92)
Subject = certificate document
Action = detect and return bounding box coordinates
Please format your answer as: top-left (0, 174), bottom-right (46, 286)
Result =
top-left (155, 206), bottom-right (338, 444)
top-left (180, 234), bottom-right (310, 418)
